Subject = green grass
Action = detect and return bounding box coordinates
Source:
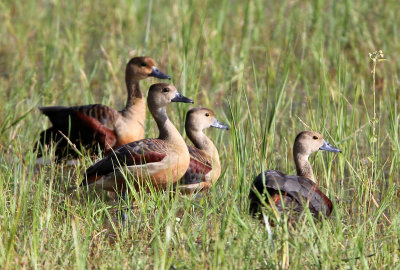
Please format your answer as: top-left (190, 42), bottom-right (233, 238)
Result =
top-left (1, 0), bottom-right (400, 268)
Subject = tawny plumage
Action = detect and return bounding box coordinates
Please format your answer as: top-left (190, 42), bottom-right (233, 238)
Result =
top-left (81, 83), bottom-right (193, 193)
top-left (249, 131), bottom-right (341, 219)
top-left (178, 108), bottom-right (229, 193)
top-left (36, 57), bottom-right (170, 160)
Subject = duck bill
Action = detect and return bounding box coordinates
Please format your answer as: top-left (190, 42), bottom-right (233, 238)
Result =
top-left (171, 92), bottom-right (194, 103)
top-left (149, 66), bottom-right (171, 80)
top-left (210, 118), bottom-right (229, 130)
top-left (319, 140), bottom-right (341, 153)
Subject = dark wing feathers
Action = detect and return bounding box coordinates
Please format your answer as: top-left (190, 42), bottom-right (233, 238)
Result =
top-left (188, 146), bottom-right (212, 166)
top-left (39, 104), bottom-right (116, 129)
top-left (75, 111), bottom-right (117, 150)
top-left (77, 104), bottom-right (117, 128)
top-left (181, 146), bottom-right (212, 185)
top-left (314, 189), bottom-right (333, 214)
top-left (38, 104), bottom-right (118, 157)
top-left (249, 170), bottom-right (332, 217)
top-left (82, 139), bottom-right (168, 186)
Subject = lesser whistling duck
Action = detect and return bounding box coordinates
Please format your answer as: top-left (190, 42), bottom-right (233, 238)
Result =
top-left (81, 83), bottom-right (193, 194)
top-left (37, 57), bottom-right (170, 159)
top-left (177, 108), bottom-right (229, 193)
top-left (249, 131), bottom-right (341, 219)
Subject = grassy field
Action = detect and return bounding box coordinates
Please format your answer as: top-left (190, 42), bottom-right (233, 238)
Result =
top-left (1, 0), bottom-right (400, 268)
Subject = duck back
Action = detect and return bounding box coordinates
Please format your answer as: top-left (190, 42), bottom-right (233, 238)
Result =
top-left (249, 170), bottom-right (332, 218)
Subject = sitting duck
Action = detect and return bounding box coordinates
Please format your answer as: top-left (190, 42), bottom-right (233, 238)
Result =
top-left (249, 131), bottom-right (341, 219)
top-left (178, 108), bottom-right (229, 193)
top-left (37, 57), bottom-right (170, 159)
top-left (81, 83), bottom-right (193, 197)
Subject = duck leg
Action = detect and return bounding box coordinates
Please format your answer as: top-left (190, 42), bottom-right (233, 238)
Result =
top-left (120, 191), bottom-right (128, 224)
top-left (119, 191), bottom-right (137, 225)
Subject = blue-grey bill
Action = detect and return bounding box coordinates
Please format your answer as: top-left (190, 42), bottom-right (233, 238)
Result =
top-left (149, 66), bottom-right (171, 80)
top-left (171, 91), bottom-right (194, 103)
top-left (210, 118), bottom-right (229, 130)
top-left (319, 140), bottom-right (341, 153)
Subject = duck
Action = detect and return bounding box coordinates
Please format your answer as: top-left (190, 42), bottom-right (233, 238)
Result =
top-left (80, 83), bottom-right (193, 195)
top-left (249, 131), bottom-right (341, 219)
top-left (177, 108), bottom-right (229, 193)
top-left (36, 56), bottom-right (171, 160)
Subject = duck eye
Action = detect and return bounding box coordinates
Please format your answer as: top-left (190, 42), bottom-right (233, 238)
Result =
top-left (141, 62), bottom-right (147, 67)
top-left (313, 136), bottom-right (318, 140)
top-left (205, 113), bottom-right (210, 117)
top-left (162, 88), bottom-right (169, 93)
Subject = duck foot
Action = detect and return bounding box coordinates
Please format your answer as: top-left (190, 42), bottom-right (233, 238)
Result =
top-left (119, 206), bottom-right (137, 225)
top-left (118, 191), bottom-right (136, 226)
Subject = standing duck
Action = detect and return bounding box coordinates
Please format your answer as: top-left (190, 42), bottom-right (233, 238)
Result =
top-left (249, 131), bottom-right (341, 218)
top-left (81, 83), bottom-right (193, 194)
top-left (178, 108), bottom-right (229, 193)
top-left (37, 57), bottom-right (170, 159)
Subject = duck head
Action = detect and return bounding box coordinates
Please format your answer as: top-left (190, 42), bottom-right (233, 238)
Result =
top-left (147, 83), bottom-right (193, 109)
top-left (294, 131), bottom-right (341, 157)
top-left (126, 57), bottom-right (171, 80)
top-left (185, 108), bottom-right (229, 132)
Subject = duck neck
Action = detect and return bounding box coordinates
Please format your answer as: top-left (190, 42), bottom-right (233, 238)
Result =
top-left (152, 107), bottom-right (186, 147)
top-left (121, 73), bottom-right (144, 116)
top-left (187, 129), bottom-right (219, 164)
top-left (294, 153), bottom-right (315, 182)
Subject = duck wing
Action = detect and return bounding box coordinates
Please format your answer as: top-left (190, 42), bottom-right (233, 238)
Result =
top-left (82, 139), bottom-right (168, 186)
top-left (181, 146), bottom-right (212, 185)
top-left (38, 104), bottom-right (118, 152)
top-left (250, 170), bottom-right (332, 217)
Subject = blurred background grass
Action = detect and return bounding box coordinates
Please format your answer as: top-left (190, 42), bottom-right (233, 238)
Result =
top-left (0, 0), bottom-right (399, 268)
